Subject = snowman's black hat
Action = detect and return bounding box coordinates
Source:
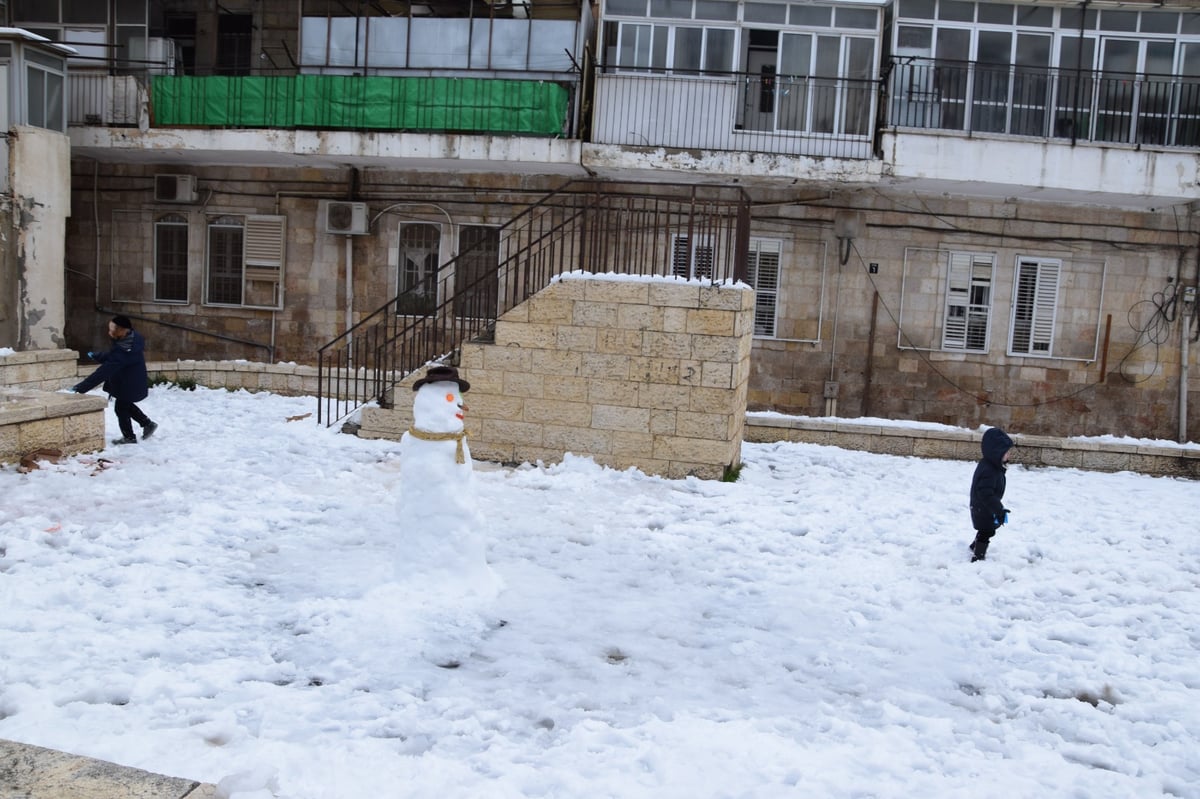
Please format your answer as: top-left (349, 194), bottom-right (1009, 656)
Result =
top-left (412, 365), bottom-right (470, 393)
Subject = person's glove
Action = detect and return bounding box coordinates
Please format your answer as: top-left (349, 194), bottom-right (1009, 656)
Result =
top-left (70, 384), bottom-right (83, 393)
top-left (993, 509), bottom-right (1010, 527)
top-left (86, 351), bottom-right (96, 361)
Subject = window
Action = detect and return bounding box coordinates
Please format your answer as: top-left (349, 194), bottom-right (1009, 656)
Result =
top-left (671, 234), bottom-right (714, 279)
top-left (25, 50), bottom-right (65, 131)
top-left (614, 21), bottom-right (734, 72)
top-left (398, 223), bottom-right (440, 314)
top-left (154, 214), bottom-right (189, 302)
top-left (205, 214), bottom-right (286, 309)
top-left (941, 251), bottom-right (993, 351)
top-left (1009, 257), bottom-right (1060, 355)
top-left (454, 226), bottom-right (499, 317)
top-left (746, 238), bottom-right (781, 337)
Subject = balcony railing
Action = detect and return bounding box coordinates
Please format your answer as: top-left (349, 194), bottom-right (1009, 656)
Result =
top-left (887, 56), bottom-right (1200, 148)
top-left (69, 71), bottom-right (577, 137)
top-left (591, 66), bottom-right (877, 159)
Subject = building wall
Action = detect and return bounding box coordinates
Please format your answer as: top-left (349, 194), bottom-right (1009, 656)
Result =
top-left (748, 190), bottom-right (1200, 441)
top-left (8, 126), bottom-right (70, 351)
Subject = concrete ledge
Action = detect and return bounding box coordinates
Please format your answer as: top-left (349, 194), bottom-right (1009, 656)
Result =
top-left (0, 738), bottom-right (216, 798)
top-left (745, 415), bottom-right (1200, 479)
top-left (0, 387), bottom-right (107, 465)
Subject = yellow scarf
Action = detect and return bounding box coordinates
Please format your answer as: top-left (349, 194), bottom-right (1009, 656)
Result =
top-left (407, 426), bottom-right (467, 464)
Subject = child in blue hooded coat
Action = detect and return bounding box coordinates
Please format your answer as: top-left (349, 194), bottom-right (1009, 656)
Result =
top-left (969, 427), bottom-right (1013, 562)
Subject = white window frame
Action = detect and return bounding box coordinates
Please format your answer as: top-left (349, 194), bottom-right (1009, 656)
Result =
top-left (616, 20), bottom-right (735, 73)
top-left (1008, 256), bottom-right (1061, 357)
top-left (941, 251), bottom-right (993, 352)
top-left (747, 237), bottom-right (782, 337)
top-left (204, 214), bottom-right (287, 310)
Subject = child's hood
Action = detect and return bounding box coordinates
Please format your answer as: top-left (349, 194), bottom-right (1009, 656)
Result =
top-left (981, 427), bottom-right (1014, 465)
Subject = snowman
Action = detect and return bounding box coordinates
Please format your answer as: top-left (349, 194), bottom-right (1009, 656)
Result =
top-left (395, 365), bottom-right (497, 596)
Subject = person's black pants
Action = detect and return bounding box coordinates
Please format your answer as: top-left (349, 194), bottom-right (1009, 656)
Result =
top-left (115, 399), bottom-right (151, 439)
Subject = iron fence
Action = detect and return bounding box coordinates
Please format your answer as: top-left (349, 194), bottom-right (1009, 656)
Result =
top-left (316, 180), bottom-right (751, 426)
top-left (887, 56), bottom-right (1200, 148)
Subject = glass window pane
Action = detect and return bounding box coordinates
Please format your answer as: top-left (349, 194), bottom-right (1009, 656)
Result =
top-left (897, 0), bottom-right (934, 20)
top-left (63, 0), bottom-right (105, 24)
top-left (1016, 5), bottom-right (1052, 27)
top-left (1184, 14), bottom-right (1200, 35)
top-left (155, 221), bottom-right (189, 303)
top-left (694, 0), bottom-right (736, 21)
top-left (835, 7), bottom-right (877, 30)
top-left (1059, 7), bottom-right (1097, 30)
top-left (649, 0), bottom-right (692, 19)
top-left (703, 28), bottom-right (734, 71)
top-left (977, 4), bottom-right (1013, 25)
top-left (13, 0), bottom-right (57, 23)
top-left (45, 71), bottom-right (63, 130)
top-left (977, 30), bottom-right (1011, 64)
top-left (207, 224), bottom-right (243, 305)
top-left (26, 66), bottom-right (44, 127)
top-left (790, 5), bottom-right (830, 27)
top-left (744, 2), bottom-right (786, 24)
top-left (1099, 10), bottom-right (1137, 32)
top-left (116, 0), bottom-right (146, 24)
top-left (606, 0), bottom-right (647, 15)
top-left (938, 0), bottom-right (973, 22)
top-left (673, 27), bottom-right (702, 71)
top-left (1140, 12), bottom-right (1179, 34)
top-left (898, 25), bottom-right (932, 51)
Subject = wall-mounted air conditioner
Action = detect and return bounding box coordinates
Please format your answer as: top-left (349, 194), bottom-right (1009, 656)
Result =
top-left (323, 200), bottom-right (369, 235)
top-left (154, 174), bottom-right (197, 203)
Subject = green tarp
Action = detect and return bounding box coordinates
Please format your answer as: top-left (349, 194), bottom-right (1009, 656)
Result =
top-left (151, 75), bottom-right (569, 136)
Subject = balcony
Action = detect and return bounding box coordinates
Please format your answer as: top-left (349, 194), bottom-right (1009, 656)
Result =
top-left (887, 56), bottom-right (1200, 149)
top-left (69, 72), bottom-right (576, 137)
top-left (591, 67), bottom-right (877, 160)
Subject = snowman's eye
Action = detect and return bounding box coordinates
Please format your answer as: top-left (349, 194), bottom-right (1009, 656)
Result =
top-left (445, 393), bottom-right (456, 403)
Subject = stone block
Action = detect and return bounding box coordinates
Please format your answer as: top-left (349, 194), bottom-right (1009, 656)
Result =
top-left (592, 404), bottom-right (651, 432)
top-left (495, 322), bottom-right (558, 349)
top-left (581, 353), bottom-right (631, 380)
top-left (503, 372), bottom-right (545, 399)
top-left (19, 417), bottom-right (66, 453)
top-left (483, 418), bottom-right (545, 447)
top-left (638, 383), bottom-right (693, 411)
top-left (648, 282), bottom-right (700, 308)
top-left (588, 378), bottom-right (640, 405)
top-left (667, 460), bottom-right (726, 480)
top-left (653, 434), bottom-right (734, 464)
top-left (572, 302), bottom-right (619, 329)
top-left (628, 356), bottom-right (682, 385)
top-left (612, 430), bottom-right (655, 457)
top-left (483, 347), bottom-right (533, 373)
top-left (662, 307), bottom-right (689, 333)
top-left (524, 398), bottom-right (592, 427)
top-left (530, 350), bottom-right (583, 377)
top-left (510, 444), bottom-right (564, 466)
top-left (650, 409), bottom-right (677, 435)
top-left (585, 280), bottom-right (650, 305)
top-left (555, 325), bottom-right (598, 352)
top-left (699, 284), bottom-right (752, 311)
top-left (676, 411), bottom-right (730, 440)
top-left (547, 376), bottom-right (590, 403)
top-left (543, 424), bottom-right (613, 453)
top-left (526, 296), bottom-right (575, 324)
top-left (616, 304), bottom-right (664, 331)
top-left (686, 309), bottom-right (736, 336)
top-left (476, 393), bottom-right (524, 421)
top-left (642, 331), bottom-right (692, 359)
top-left (692, 334), bottom-right (742, 362)
top-left (700, 361), bottom-right (734, 389)
top-left (597, 328), bottom-right (645, 355)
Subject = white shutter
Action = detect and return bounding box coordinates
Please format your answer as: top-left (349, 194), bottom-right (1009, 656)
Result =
top-left (748, 239), bottom-right (781, 337)
top-left (942, 252), bottom-right (993, 351)
top-left (1030, 261), bottom-right (1059, 353)
top-left (1011, 258), bottom-right (1060, 355)
top-left (242, 215), bottom-right (286, 309)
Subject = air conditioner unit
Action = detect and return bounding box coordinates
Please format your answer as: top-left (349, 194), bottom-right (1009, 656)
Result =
top-left (324, 201), bottom-right (369, 235)
top-left (154, 174), bottom-right (197, 203)
top-left (129, 37), bottom-right (178, 75)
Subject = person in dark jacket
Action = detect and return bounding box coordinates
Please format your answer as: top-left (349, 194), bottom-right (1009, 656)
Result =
top-left (73, 315), bottom-right (158, 445)
top-left (969, 427), bottom-right (1013, 562)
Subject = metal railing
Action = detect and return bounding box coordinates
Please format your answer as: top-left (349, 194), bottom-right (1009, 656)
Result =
top-left (887, 56), bottom-right (1200, 148)
top-left (316, 180), bottom-right (752, 426)
top-left (591, 66), bottom-right (877, 159)
top-left (68, 71), bottom-right (147, 127)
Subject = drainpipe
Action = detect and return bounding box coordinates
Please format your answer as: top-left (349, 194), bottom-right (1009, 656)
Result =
top-left (345, 234), bottom-right (354, 337)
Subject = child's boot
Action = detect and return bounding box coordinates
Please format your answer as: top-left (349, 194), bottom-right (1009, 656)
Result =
top-left (970, 533), bottom-right (990, 562)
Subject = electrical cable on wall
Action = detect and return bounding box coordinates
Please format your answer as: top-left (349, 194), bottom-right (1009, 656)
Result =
top-left (1117, 281), bottom-right (1178, 384)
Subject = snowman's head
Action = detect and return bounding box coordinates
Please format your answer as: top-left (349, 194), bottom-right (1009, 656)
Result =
top-left (412, 380), bottom-right (467, 433)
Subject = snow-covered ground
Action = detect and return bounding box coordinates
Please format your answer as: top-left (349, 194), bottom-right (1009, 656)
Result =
top-left (1, 386), bottom-right (1197, 798)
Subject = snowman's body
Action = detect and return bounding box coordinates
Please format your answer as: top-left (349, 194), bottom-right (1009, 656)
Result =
top-left (396, 375), bottom-right (494, 593)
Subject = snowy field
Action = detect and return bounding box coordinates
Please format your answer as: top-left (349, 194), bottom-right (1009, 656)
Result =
top-left (1, 385), bottom-right (1198, 798)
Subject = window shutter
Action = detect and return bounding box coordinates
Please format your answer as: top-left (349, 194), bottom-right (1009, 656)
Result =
top-left (672, 235), bottom-right (691, 278)
top-left (244, 215), bottom-right (286, 277)
top-left (942, 252), bottom-right (972, 349)
top-left (1030, 261), bottom-right (1059, 353)
top-left (748, 239), bottom-right (780, 337)
top-left (671, 234), bottom-right (715, 280)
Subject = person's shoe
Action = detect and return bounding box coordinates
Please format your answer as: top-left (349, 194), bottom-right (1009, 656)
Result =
top-left (142, 421), bottom-right (158, 440)
top-left (111, 435), bottom-right (138, 445)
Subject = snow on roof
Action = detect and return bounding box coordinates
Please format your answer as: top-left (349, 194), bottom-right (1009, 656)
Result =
top-left (0, 27), bottom-right (77, 56)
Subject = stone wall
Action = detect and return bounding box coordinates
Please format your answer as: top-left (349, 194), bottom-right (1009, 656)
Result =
top-left (0, 349), bottom-right (80, 390)
top-left (361, 275), bottom-right (755, 479)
